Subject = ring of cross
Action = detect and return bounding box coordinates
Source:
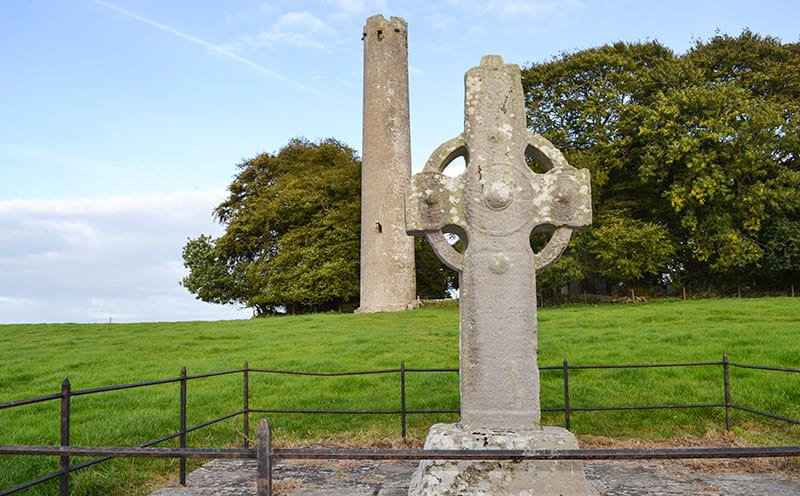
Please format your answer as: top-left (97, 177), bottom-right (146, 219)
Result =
top-left (419, 132), bottom-right (574, 273)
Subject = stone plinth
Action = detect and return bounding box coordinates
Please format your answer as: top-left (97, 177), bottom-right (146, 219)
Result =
top-left (408, 424), bottom-right (597, 496)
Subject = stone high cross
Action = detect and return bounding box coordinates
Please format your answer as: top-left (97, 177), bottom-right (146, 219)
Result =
top-left (406, 55), bottom-right (591, 431)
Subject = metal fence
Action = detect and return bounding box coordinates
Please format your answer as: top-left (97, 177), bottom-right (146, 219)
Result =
top-left (2, 355), bottom-right (799, 495)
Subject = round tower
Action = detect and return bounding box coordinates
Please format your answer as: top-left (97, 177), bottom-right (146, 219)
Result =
top-left (358, 15), bottom-right (416, 313)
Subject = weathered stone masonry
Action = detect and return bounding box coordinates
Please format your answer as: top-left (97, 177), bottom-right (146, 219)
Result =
top-left (358, 14), bottom-right (416, 313)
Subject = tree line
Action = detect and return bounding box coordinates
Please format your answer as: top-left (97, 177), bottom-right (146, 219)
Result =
top-left (182, 31), bottom-right (799, 314)
top-left (523, 30), bottom-right (799, 297)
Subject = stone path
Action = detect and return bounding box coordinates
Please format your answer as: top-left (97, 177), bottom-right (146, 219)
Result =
top-left (151, 458), bottom-right (800, 496)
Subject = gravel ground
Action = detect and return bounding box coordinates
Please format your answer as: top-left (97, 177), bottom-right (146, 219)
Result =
top-left (151, 457), bottom-right (800, 496)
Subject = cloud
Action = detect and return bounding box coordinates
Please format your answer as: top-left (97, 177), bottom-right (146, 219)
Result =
top-left (424, 0), bottom-right (582, 28)
top-left (280, 11), bottom-right (335, 33)
top-left (323, 0), bottom-right (365, 15)
top-left (268, 11), bottom-right (337, 49)
top-left (0, 296), bottom-right (35, 307)
top-left (0, 191), bottom-right (250, 323)
top-left (323, 0), bottom-right (387, 17)
top-left (488, 0), bottom-right (562, 17)
top-left (225, 10), bottom-right (338, 51)
top-left (89, 0), bottom-right (319, 94)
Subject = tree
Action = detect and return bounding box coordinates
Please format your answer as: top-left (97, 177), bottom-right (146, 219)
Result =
top-left (758, 217), bottom-right (800, 291)
top-left (414, 237), bottom-right (458, 299)
top-left (180, 234), bottom-right (240, 305)
top-left (522, 41), bottom-right (674, 206)
top-left (637, 82), bottom-right (785, 275)
top-left (182, 138), bottom-right (362, 315)
top-left (637, 33), bottom-right (800, 289)
top-left (182, 137), bottom-right (458, 315)
top-left (536, 253), bottom-right (584, 302)
top-left (522, 41), bottom-right (677, 291)
top-left (588, 211), bottom-right (675, 294)
top-left (522, 31), bottom-right (800, 294)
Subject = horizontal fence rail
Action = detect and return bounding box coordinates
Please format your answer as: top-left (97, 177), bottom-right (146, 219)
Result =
top-left (2, 355), bottom-right (799, 495)
top-left (269, 446), bottom-right (800, 460)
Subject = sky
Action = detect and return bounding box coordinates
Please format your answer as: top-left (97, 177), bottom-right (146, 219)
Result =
top-left (1, 0), bottom-right (798, 324)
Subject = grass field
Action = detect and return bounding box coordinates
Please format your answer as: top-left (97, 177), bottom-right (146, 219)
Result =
top-left (2, 297), bottom-right (799, 494)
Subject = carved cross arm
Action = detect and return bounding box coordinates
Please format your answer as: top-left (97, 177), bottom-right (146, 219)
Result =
top-left (406, 171), bottom-right (466, 271)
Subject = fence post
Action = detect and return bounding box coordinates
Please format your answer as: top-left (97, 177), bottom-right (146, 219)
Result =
top-left (723, 354), bottom-right (731, 431)
top-left (563, 359), bottom-right (571, 431)
top-left (401, 361), bottom-right (407, 441)
top-left (257, 419), bottom-right (272, 496)
top-left (60, 378), bottom-right (71, 496)
top-left (243, 361), bottom-right (250, 449)
top-left (180, 367), bottom-right (187, 485)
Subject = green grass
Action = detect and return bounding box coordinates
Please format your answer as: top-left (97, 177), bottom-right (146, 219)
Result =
top-left (2, 297), bottom-right (800, 494)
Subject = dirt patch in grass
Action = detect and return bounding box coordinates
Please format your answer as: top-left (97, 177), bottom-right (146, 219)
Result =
top-left (580, 430), bottom-right (800, 476)
top-left (273, 434), bottom-right (423, 450)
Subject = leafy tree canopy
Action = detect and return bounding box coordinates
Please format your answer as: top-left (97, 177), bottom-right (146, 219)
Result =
top-left (522, 30), bottom-right (800, 293)
top-left (182, 138), bottom-right (362, 315)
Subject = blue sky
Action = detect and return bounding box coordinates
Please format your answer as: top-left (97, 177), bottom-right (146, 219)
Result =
top-left (1, 0), bottom-right (798, 323)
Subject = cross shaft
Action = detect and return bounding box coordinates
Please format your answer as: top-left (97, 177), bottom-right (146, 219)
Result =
top-left (406, 55), bottom-right (591, 430)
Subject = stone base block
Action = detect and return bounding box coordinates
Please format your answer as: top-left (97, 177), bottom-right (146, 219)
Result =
top-left (408, 423), bottom-right (597, 496)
